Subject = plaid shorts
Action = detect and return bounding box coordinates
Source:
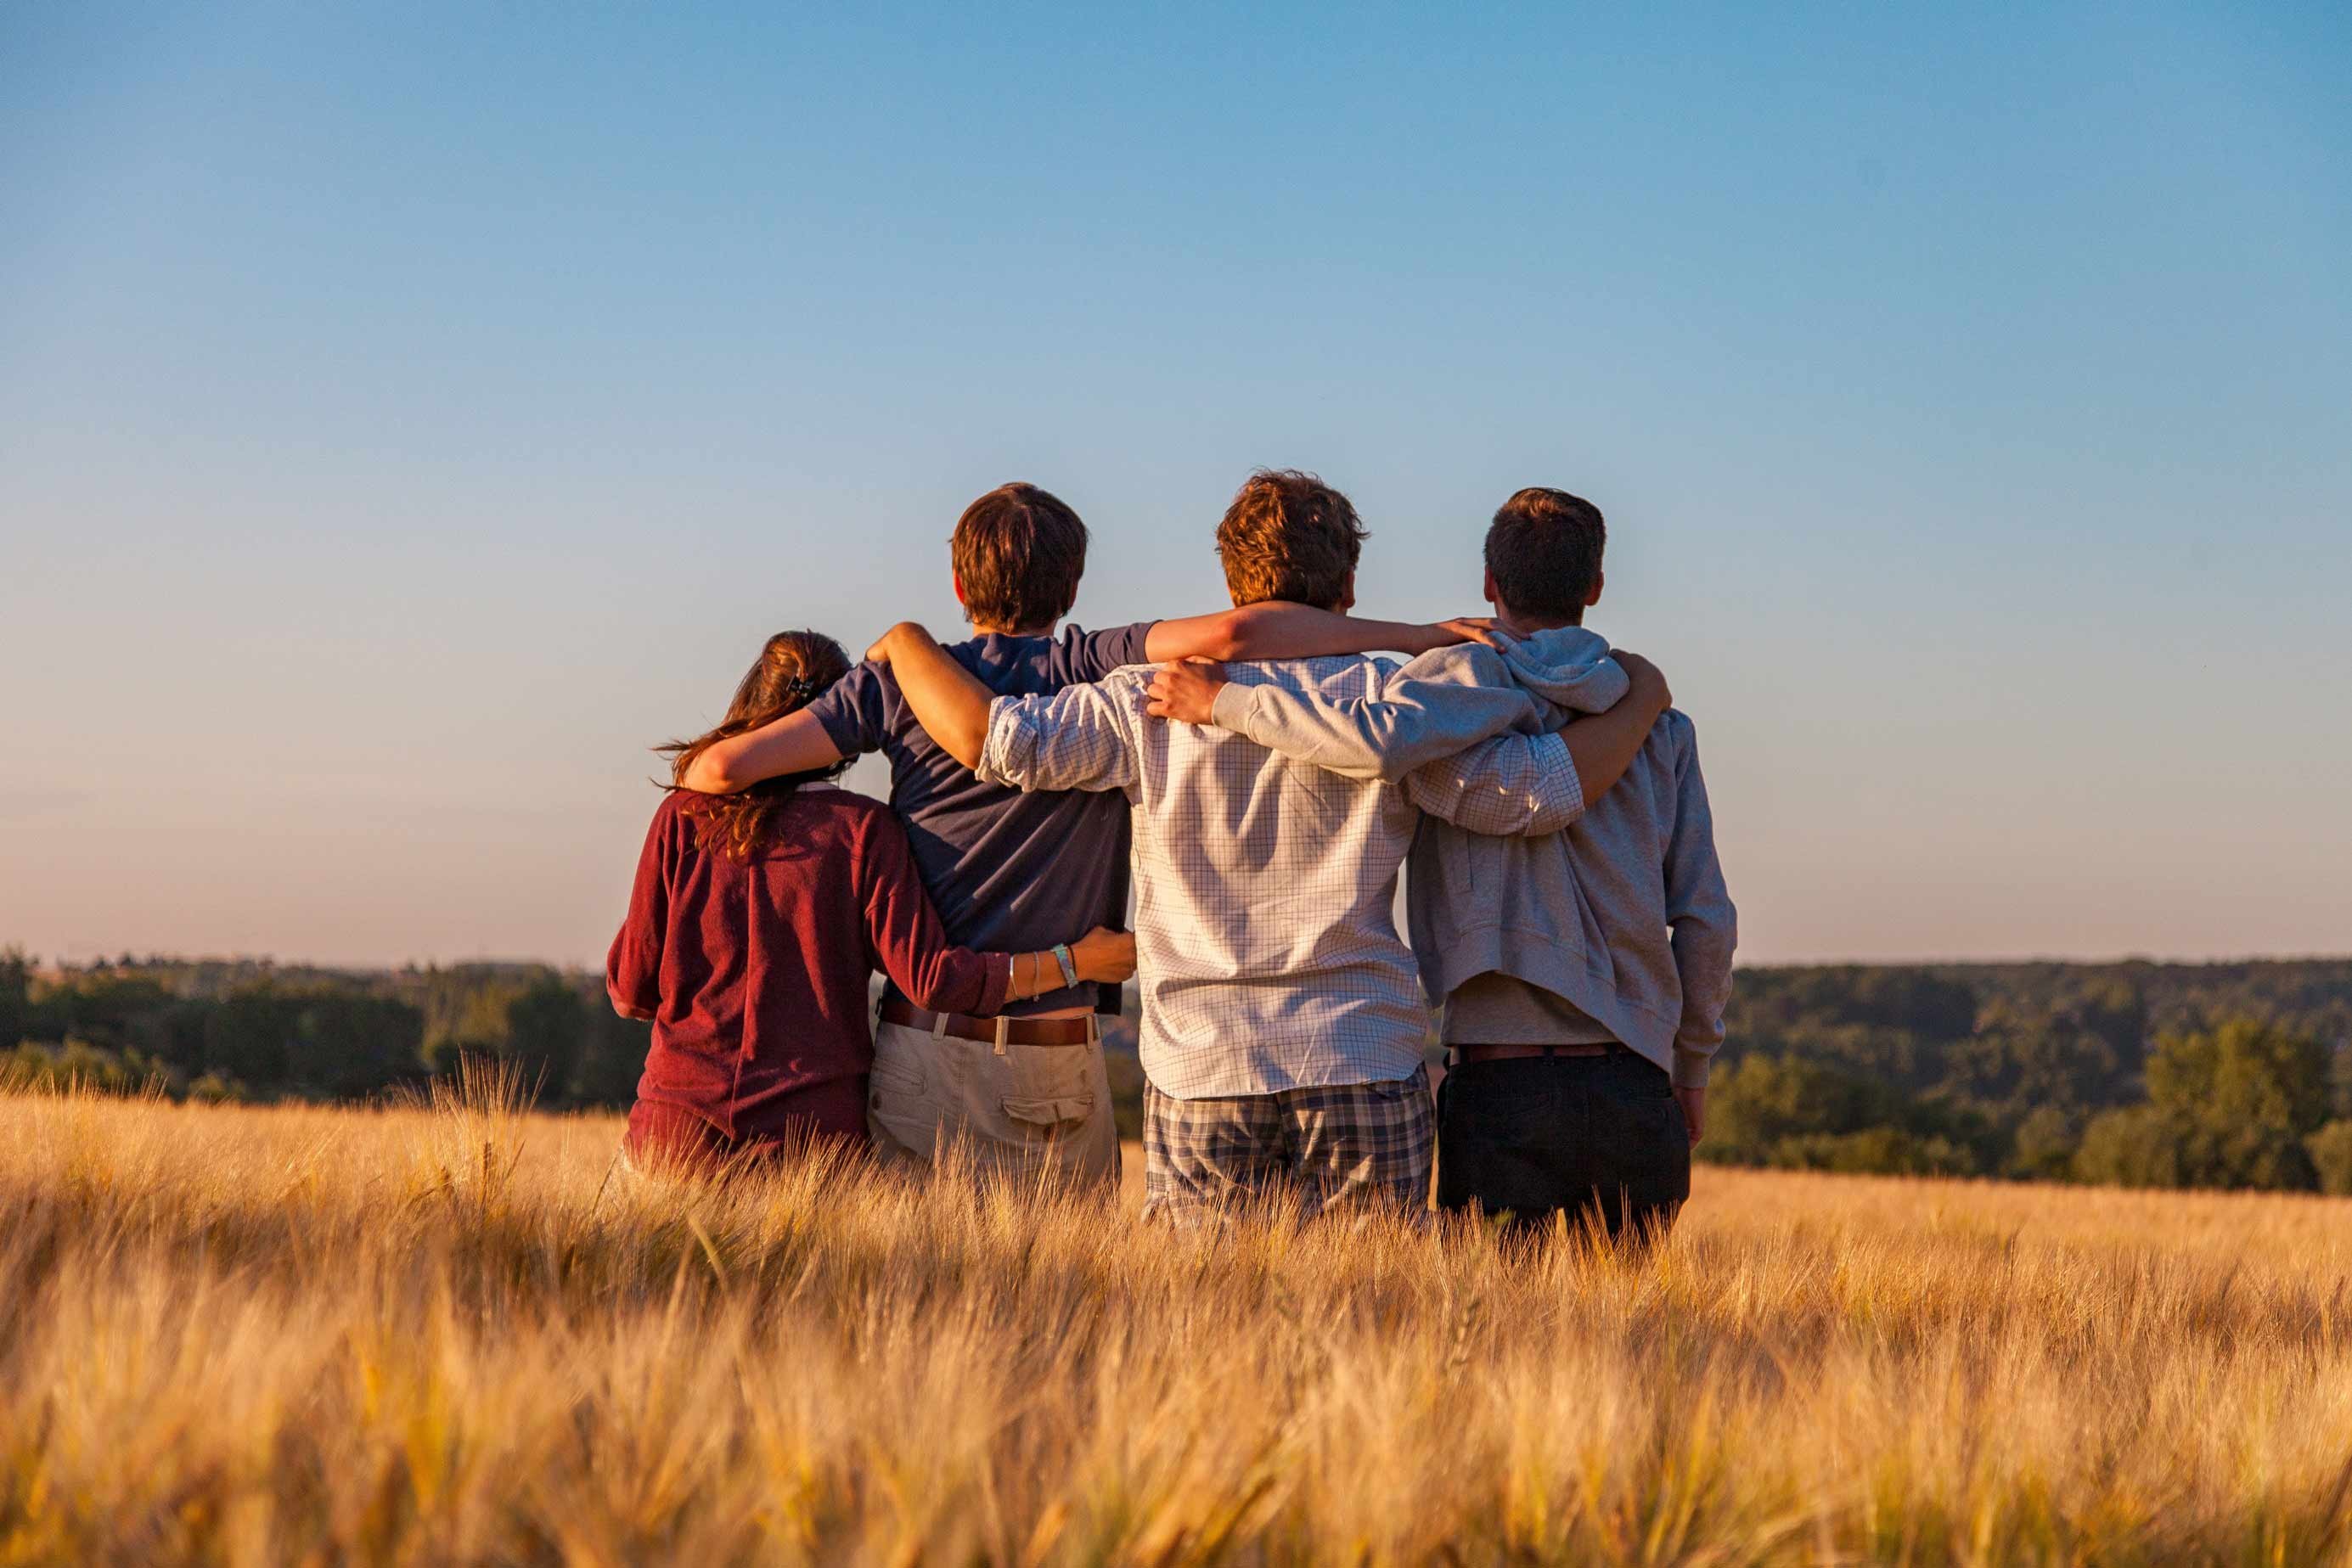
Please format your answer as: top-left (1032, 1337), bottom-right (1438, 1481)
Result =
top-left (1142, 1063), bottom-right (1435, 1227)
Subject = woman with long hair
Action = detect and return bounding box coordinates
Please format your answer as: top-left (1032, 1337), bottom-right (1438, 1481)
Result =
top-left (606, 630), bottom-right (1134, 1172)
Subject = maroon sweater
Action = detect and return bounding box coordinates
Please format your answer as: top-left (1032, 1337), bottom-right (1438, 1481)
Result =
top-left (606, 785), bottom-right (1010, 1141)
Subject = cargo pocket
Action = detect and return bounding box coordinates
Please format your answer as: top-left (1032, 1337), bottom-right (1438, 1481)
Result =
top-left (988, 1041), bottom-right (1104, 1152)
top-left (997, 1041), bottom-right (1094, 1098)
top-left (1003, 1094), bottom-right (1096, 1136)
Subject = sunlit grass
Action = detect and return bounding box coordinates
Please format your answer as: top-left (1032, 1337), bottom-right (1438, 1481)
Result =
top-left (4, 1076), bottom-right (2351, 1565)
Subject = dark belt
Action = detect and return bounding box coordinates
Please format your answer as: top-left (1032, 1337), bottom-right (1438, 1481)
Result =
top-left (878, 997), bottom-right (1095, 1048)
top-left (1455, 1042), bottom-right (1621, 1065)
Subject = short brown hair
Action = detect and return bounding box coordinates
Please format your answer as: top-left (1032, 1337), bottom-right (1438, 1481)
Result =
top-left (1213, 469), bottom-right (1366, 609)
top-left (951, 482), bottom-right (1088, 630)
top-left (1485, 487), bottom-right (1605, 622)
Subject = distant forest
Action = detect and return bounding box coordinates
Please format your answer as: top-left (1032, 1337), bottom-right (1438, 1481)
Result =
top-left (8, 951), bottom-right (2351, 1196)
top-left (1707, 960), bottom-right (2352, 1194)
top-left (1, 954), bottom-right (652, 1110)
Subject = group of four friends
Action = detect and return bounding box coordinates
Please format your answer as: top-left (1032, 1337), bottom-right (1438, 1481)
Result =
top-left (605, 471), bottom-right (1736, 1237)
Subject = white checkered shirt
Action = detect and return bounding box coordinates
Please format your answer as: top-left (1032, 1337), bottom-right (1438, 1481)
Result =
top-left (977, 655), bottom-right (1584, 1099)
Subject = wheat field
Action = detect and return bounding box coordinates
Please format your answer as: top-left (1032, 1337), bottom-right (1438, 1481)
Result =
top-left (4, 1076), bottom-right (2350, 1566)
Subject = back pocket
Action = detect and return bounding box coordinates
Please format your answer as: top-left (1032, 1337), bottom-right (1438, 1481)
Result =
top-left (1003, 1094), bottom-right (1095, 1133)
top-left (1443, 1066), bottom-right (1556, 1148)
top-left (998, 1041), bottom-right (1094, 1102)
top-left (869, 1046), bottom-right (928, 1102)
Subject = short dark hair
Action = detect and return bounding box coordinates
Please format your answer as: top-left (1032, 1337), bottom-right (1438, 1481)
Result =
top-left (951, 482), bottom-right (1088, 630)
top-left (1213, 469), bottom-right (1366, 609)
top-left (1484, 488), bottom-right (1605, 622)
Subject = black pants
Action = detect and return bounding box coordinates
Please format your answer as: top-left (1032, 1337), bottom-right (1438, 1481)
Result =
top-left (1436, 1049), bottom-right (1690, 1243)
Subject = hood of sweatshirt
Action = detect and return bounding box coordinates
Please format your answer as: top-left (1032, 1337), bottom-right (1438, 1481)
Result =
top-left (1490, 625), bottom-right (1626, 717)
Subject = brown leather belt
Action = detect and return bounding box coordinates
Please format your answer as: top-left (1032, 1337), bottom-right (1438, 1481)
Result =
top-left (1455, 1043), bottom-right (1619, 1064)
top-left (878, 997), bottom-right (1096, 1048)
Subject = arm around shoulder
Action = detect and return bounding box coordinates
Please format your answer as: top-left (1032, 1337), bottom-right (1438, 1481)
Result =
top-left (1144, 603), bottom-right (1500, 665)
top-left (1552, 649), bottom-right (1684, 808)
top-left (1403, 728), bottom-right (1585, 836)
top-left (870, 622), bottom-right (996, 770)
top-left (1205, 647), bottom-right (1542, 784)
top-left (976, 675), bottom-right (1142, 796)
top-left (679, 707), bottom-right (847, 794)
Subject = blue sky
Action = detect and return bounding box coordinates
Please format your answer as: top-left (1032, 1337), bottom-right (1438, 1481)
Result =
top-left (3, 3), bottom-right (2348, 968)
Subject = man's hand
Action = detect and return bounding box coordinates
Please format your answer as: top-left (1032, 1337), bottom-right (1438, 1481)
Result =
top-left (1145, 658), bottom-right (1228, 726)
top-left (1675, 1086), bottom-right (1705, 1147)
top-left (1612, 649), bottom-right (1672, 717)
top-left (1390, 616), bottom-right (1505, 655)
top-left (1435, 616), bottom-right (1505, 650)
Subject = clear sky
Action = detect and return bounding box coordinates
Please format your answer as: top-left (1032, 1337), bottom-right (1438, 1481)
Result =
top-left (4, 3), bottom-right (2348, 970)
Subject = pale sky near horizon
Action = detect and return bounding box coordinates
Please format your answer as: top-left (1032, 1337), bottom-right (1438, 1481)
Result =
top-left (4, 3), bottom-right (2349, 972)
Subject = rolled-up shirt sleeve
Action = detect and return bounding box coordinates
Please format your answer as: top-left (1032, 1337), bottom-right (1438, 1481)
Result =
top-left (1402, 730), bottom-right (1585, 838)
top-left (976, 682), bottom-right (1139, 797)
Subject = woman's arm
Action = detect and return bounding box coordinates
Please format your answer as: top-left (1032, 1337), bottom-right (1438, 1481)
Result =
top-left (855, 806), bottom-right (1135, 1013)
top-left (986, 928), bottom-right (1139, 1007)
top-left (679, 709), bottom-right (846, 794)
top-left (605, 807), bottom-right (672, 1020)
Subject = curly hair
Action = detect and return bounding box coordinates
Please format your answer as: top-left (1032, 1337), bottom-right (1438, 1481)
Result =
top-left (1213, 469), bottom-right (1365, 610)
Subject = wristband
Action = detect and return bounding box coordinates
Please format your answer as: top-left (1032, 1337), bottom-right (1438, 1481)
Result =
top-left (1052, 942), bottom-right (1079, 989)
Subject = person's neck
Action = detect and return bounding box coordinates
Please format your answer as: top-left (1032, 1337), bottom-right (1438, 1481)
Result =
top-left (1496, 608), bottom-right (1582, 638)
top-left (971, 621), bottom-right (1057, 638)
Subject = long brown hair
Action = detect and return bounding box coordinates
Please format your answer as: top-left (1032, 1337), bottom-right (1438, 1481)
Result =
top-left (659, 630), bottom-right (852, 860)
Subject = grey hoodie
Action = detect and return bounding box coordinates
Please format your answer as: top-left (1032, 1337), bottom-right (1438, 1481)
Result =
top-left (1207, 626), bottom-right (1737, 1087)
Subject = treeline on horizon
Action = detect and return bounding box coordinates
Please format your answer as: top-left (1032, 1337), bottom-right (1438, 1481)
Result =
top-left (6, 950), bottom-right (2352, 1197)
top-left (1709, 960), bottom-right (2352, 1195)
top-left (0, 953), bottom-right (651, 1110)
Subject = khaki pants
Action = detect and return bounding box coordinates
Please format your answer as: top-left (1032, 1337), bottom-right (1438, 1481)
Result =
top-left (867, 1015), bottom-right (1122, 1189)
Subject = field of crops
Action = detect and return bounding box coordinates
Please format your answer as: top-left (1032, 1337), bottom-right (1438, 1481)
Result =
top-left (6, 1077), bottom-right (2350, 1565)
